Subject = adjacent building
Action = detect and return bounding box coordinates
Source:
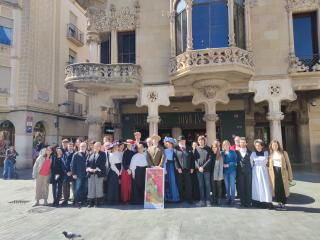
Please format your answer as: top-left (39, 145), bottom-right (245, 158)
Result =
top-left (0, 0), bottom-right (89, 168)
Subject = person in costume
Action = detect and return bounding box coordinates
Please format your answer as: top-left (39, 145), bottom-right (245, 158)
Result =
top-left (121, 139), bottom-right (135, 204)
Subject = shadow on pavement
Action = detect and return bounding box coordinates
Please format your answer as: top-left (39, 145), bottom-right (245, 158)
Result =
top-left (284, 206), bottom-right (320, 214)
top-left (288, 193), bottom-right (315, 205)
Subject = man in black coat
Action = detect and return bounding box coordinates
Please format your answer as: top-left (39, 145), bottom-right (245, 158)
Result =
top-left (86, 142), bottom-right (106, 207)
top-left (71, 142), bottom-right (89, 207)
top-left (61, 142), bottom-right (75, 205)
top-left (175, 136), bottom-right (195, 204)
top-left (235, 137), bottom-right (252, 207)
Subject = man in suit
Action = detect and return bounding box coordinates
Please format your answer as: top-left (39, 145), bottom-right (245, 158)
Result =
top-left (175, 136), bottom-right (195, 204)
top-left (86, 142), bottom-right (106, 207)
top-left (146, 134), bottom-right (165, 167)
top-left (235, 137), bottom-right (252, 207)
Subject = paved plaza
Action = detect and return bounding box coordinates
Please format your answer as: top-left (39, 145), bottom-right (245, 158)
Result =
top-left (0, 166), bottom-right (319, 240)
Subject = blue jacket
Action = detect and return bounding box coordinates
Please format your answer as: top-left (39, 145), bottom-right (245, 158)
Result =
top-left (222, 150), bottom-right (237, 173)
top-left (71, 151), bottom-right (88, 179)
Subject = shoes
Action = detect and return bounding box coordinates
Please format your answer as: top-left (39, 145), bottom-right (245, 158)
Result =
top-left (61, 201), bottom-right (68, 206)
top-left (32, 201), bottom-right (39, 207)
top-left (43, 200), bottom-right (48, 206)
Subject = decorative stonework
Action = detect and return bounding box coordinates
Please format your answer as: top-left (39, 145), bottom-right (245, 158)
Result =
top-left (286, 0), bottom-right (320, 12)
top-left (170, 47), bottom-right (254, 75)
top-left (65, 63), bottom-right (142, 88)
top-left (201, 86), bottom-right (218, 99)
top-left (203, 113), bottom-right (219, 122)
top-left (85, 2), bottom-right (140, 32)
top-left (289, 56), bottom-right (309, 73)
top-left (269, 84), bottom-right (281, 96)
top-left (147, 91), bottom-right (159, 103)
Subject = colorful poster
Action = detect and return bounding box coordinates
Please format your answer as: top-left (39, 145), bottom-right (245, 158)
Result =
top-left (144, 167), bottom-right (165, 209)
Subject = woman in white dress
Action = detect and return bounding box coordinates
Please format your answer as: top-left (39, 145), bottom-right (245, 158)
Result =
top-left (250, 139), bottom-right (273, 209)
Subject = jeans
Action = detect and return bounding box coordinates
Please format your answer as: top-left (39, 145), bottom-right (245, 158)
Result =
top-left (3, 159), bottom-right (14, 179)
top-left (197, 171), bottom-right (211, 202)
top-left (74, 177), bottom-right (87, 203)
top-left (62, 181), bottom-right (70, 203)
top-left (224, 170), bottom-right (236, 201)
top-left (52, 181), bottom-right (63, 204)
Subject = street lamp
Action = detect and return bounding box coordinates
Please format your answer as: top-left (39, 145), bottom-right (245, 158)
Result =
top-left (56, 101), bottom-right (71, 144)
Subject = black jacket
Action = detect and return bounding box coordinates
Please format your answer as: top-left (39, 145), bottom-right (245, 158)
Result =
top-left (236, 149), bottom-right (252, 174)
top-left (193, 146), bottom-right (213, 172)
top-left (71, 151), bottom-right (88, 179)
top-left (174, 146), bottom-right (195, 170)
top-left (86, 151), bottom-right (107, 178)
top-left (50, 156), bottom-right (64, 183)
top-left (122, 149), bottom-right (135, 170)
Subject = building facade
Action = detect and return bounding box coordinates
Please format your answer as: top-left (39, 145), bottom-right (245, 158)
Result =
top-left (67, 0), bottom-right (320, 165)
top-left (0, 0), bottom-right (89, 168)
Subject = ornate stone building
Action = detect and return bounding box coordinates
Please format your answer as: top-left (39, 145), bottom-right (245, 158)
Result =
top-left (0, 0), bottom-right (89, 168)
top-left (66, 0), bottom-right (320, 165)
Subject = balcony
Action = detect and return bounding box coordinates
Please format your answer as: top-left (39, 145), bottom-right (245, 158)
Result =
top-left (169, 47), bottom-right (254, 87)
top-left (59, 100), bottom-right (83, 116)
top-left (66, 23), bottom-right (84, 47)
top-left (65, 63), bottom-right (142, 91)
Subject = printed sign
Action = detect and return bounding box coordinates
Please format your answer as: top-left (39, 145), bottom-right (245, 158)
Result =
top-left (26, 116), bottom-right (33, 134)
top-left (144, 168), bottom-right (165, 209)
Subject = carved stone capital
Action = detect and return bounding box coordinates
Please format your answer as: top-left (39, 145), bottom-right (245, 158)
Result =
top-left (203, 113), bottom-right (219, 122)
top-left (267, 112), bottom-right (284, 121)
top-left (86, 31), bottom-right (100, 44)
top-left (147, 116), bottom-right (160, 124)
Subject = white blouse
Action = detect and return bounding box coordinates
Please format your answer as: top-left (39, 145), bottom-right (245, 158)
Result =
top-left (272, 151), bottom-right (282, 168)
top-left (129, 153), bottom-right (148, 178)
top-left (109, 152), bottom-right (122, 176)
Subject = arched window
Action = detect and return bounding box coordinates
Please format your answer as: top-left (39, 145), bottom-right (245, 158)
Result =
top-left (234, 0), bottom-right (246, 49)
top-left (192, 0), bottom-right (229, 49)
top-left (175, 0), bottom-right (187, 55)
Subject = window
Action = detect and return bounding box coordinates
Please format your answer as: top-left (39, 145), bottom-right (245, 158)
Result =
top-left (118, 31), bottom-right (136, 64)
top-left (175, 0), bottom-right (187, 55)
top-left (234, 0), bottom-right (246, 49)
top-left (0, 26), bottom-right (12, 45)
top-left (68, 49), bottom-right (77, 64)
top-left (293, 12), bottom-right (318, 67)
top-left (192, 0), bottom-right (228, 49)
top-left (101, 32), bottom-right (111, 64)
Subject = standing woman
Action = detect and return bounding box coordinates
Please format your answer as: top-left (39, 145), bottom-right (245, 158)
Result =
top-left (221, 140), bottom-right (237, 205)
top-left (129, 144), bottom-right (148, 204)
top-left (268, 140), bottom-right (293, 209)
top-left (32, 146), bottom-right (53, 206)
top-left (121, 139), bottom-right (135, 204)
top-left (163, 137), bottom-right (180, 203)
top-left (250, 139), bottom-right (273, 209)
top-left (106, 141), bottom-right (122, 204)
top-left (50, 148), bottom-right (64, 206)
top-left (211, 142), bottom-right (224, 205)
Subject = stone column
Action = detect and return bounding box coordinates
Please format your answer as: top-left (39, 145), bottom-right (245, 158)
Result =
top-left (137, 85), bottom-right (175, 136)
top-left (86, 93), bottom-right (104, 141)
top-left (244, 0), bottom-right (252, 51)
top-left (186, 0), bottom-right (193, 50)
top-left (228, 0), bottom-right (235, 47)
top-left (249, 79), bottom-right (296, 146)
top-left (170, 0), bottom-right (176, 57)
top-left (287, 9), bottom-right (295, 58)
top-left (111, 29), bottom-right (118, 64)
top-left (244, 96), bottom-right (255, 149)
top-left (192, 80), bottom-right (230, 145)
top-left (87, 32), bottom-right (100, 63)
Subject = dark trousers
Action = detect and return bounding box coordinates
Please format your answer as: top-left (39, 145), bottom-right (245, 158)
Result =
top-left (192, 172), bottom-right (200, 201)
top-left (176, 169), bottom-right (193, 202)
top-left (212, 180), bottom-right (222, 200)
top-left (52, 181), bottom-right (63, 204)
top-left (74, 177), bottom-right (87, 203)
top-left (238, 171), bottom-right (252, 206)
top-left (62, 181), bottom-right (71, 203)
top-left (197, 171), bottom-right (211, 202)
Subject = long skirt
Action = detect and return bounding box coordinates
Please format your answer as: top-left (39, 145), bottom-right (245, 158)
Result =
top-left (35, 175), bottom-right (49, 201)
top-left (131, 166), bottom-right (147, 204)
top-left (274, 166), bottom-right (287, 204)
top-left (252, 166), bottom-right (272, 203)
top-left (121, 169), bottom-right (132, 203)
top-left (87, 174), bottom-right (104, 199)
top-left (106, 163), bottom-right (121, 204)
top-left (165, 161), bottom-right (180, 202)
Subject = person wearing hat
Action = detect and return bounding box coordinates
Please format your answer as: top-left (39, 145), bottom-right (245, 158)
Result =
top-left (175, 135), bottom-right (194, 204)
top-left (121, 139), bottom-right (135, 204)
top-left (146, 134), bottom-right (165, 167)
top-left (163, 136), bottom-right (180, 202)
top-left (86, 142), bottom-right (106, 207)
top-left (106, 141), bottom-right (122, 204)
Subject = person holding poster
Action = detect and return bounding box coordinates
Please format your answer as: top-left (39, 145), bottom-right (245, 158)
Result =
top-left (163, 137), bottom-right (180, 203)
top-left (146, 134), bottom-right (165, 167)
top-left (130, 144), bottom-right (148, 204)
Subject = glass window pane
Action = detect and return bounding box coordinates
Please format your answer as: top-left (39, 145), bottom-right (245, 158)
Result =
top-left (210, 1), bottom-right (228, 48)
top-left (176, 14), bottom-right (183, 55)
top-left (176, 0), bottom-right (186, 13)
top-left (0, 26), bottom-right (12, 45)
top-left (182, 10), bottom-right (187, 52)
top-left (101, 35), bottom-right (111, 64)
top-left (234, 3), bottom-right (246, 49)
top-left (118, 31), bottom-right (136, 64)
top-left (192, 4), bottom-right (210, 49)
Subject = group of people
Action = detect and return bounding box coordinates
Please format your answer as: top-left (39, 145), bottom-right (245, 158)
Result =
top-left (31, 132), bottom-right (293, 210)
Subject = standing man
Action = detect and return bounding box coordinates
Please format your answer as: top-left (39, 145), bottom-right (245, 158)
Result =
top-left (175, 136), bottom-right (194, 204)
top-left (61, 142), bottom-right (74, 205)
top-left (146, 134), bottom-right (165, 167)
top-left (235, 137), bottom-right (252, 207)
top-left (71, 142), bottom-right (88, 207)
top-left (86, 142), bottom-right (106, 207)
top-left (61, 139), bottom-right (69, 154)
